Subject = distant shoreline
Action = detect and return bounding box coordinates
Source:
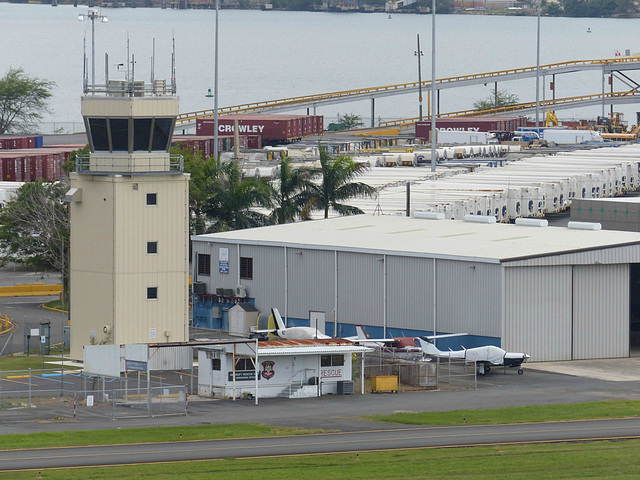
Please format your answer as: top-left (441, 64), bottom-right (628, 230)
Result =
top-left (2, 0), bottom-right (639, 19)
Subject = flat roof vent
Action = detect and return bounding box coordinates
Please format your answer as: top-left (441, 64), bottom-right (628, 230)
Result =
top-left (567, 221), bottom-right (602, 231)
top-left (463, 215), bottom-right (497, 224)
top-left (413, 211), bottom-right (445, 220)
top-left (515, 218), bottom-right (548, 228)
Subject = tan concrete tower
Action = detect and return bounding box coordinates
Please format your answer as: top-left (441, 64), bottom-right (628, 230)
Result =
top-left (68, 73), bottom-right (189, 360)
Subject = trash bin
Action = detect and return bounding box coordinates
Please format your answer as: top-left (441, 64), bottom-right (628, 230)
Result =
top-left (370, 375), bottom-right (398, 393)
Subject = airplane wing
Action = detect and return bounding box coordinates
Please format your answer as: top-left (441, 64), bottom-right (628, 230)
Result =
top-left (423, 333), bottom-right (468, 340)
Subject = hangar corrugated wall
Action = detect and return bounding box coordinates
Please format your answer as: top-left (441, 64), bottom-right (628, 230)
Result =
top-left (193, 230), bottom-right (638, 362)
top-left (287, 248), bottom-right (335, 323)
top-left (572, 264), bottom-right (629, 360)
top-left (504, 266), bottom-right (573, 362)
top-left (504, 263), bottom-right (630, 362)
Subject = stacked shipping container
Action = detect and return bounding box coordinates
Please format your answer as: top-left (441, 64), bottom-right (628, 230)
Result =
top-left (415, 116), bottom-right (528, 139)
top-left (196, 114), bottom-right (324, 145)
top-left (172, 134), bottom-right (254, 157)
top-left (0, 136), bottom-right (43, 150)
top-left (0, 147), bottom-right (74, 182)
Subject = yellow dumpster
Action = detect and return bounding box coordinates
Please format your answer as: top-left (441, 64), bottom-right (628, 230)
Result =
top-left (370, 375), bottom-right (398, 393)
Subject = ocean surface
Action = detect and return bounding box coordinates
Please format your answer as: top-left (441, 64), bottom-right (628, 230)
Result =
top-left (1, 3), bottom-right (640, 132)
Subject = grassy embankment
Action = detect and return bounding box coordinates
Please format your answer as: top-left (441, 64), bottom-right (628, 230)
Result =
top-left (364, 400), bottom-right (640, 425)
top-left (1, 439), bottom-right (640, 479)
top-left (0, 401), bottom-right (639, 479)
top-left (0, 347), bottom-right (77, 372)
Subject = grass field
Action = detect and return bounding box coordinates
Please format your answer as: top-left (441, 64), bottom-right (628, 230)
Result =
top-left (365, 400), bottom-right (640, 425)
top-left (1, 400), bottom-right (639, 450)
top-left (2, 439), bottom-right (640, 479)
top-left (1, 401), bottom-right (640, 478)
top-left (0, 350), bottom-right (77, 372)
top-left (0, 424), bottom-right (326, 450)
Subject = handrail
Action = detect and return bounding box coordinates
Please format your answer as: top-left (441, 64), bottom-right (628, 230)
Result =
top-left (287, 368), bottom-right (316, 397)
top-left (175, 56), bottom-right (640, 125)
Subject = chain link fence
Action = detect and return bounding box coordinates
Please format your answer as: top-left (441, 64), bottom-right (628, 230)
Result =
top-left (0, 369), bottom-right (188, 421)
top-left (363, 351), bottom-right (478, 391)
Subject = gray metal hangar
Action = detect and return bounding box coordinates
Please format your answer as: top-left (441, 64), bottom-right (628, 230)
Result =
top-left (191, 215), bottom-right (640, 362)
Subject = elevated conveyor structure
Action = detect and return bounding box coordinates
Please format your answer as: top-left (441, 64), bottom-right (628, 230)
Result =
top-left (175, 56), bottom-right (640, 128)
top-left (377, 90), bottom-right (640, 130)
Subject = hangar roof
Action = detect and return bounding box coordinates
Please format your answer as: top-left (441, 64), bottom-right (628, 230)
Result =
top-left (192, 215), bottom-right (640, 264)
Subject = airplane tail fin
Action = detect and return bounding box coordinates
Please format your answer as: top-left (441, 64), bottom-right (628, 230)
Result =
top-left (417, 338), bottom-right (444, 356)
top-left (271, 308), bottom-right (286, 331)
top-left (355, 325), bottom-right (369, 340)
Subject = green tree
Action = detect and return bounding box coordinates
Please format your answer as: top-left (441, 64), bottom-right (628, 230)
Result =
top-left (202, 158), bottom-right (273, 232)
top-left (544, 1), bottom-right (563, 15)
top-left (62, 145), bottom-right (90, 175)
top-left (337, 113), bottom-right (364, 130)
top-left (412, 0), bottom-right (455, 13)
top-left (172, 144), bottom-right (220, 235)
top-left (0, 68), bottom-right (55, 134)
top-left (307, 145), bottom-right (377, 219)
top-left (473, 89), bottom-right (520, 111)
top-left (0, 181), bottom-right (69, 297)
top-left (270, 157), bottom-right (314, 224)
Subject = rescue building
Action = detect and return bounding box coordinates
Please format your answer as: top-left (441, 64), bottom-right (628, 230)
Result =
top-left (197, 339), bottom-right (369, 399)
top-left (191, 214), bottom-right (640, 363)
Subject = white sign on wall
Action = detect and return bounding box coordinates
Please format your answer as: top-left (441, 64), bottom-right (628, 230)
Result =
top-left (149, 328), bottom-right (157, 339)
top-left (219, 247), bottom-right (229, 274)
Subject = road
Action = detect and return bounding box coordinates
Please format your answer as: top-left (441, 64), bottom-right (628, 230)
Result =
top-left (0, 264), bottom-right (66, 357)
top-left (2, 417), bottom-right (640, 471)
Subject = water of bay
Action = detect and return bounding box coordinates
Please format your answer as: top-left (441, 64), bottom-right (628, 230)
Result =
top-left (1, 2), bottom-right (639, 132)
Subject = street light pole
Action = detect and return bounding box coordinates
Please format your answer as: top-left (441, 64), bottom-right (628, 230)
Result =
top-left (430, 0), bottom-right (436, 173)
top-left (415, 34), bottom-right (424, 122)
top-left (535, 0), bottom-right (541, 128)
top-left (78, 9), bottom-right (108, 89)
top-left (213, 0), bottom-right (220, 157)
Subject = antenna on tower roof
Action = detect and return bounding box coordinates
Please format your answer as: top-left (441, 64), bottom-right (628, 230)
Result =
top-left (151, 38), bottom-right (155, 84)
top-left (171, 36), bottom-right (177, 94)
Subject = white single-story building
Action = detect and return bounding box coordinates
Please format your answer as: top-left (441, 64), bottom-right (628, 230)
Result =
top-left (197, 339), bottom-right (370, 399)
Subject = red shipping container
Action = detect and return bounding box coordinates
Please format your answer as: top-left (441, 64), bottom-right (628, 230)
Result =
top-left (415, 116), bottom-right (528, 139)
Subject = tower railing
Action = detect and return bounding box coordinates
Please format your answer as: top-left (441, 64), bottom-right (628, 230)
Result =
top-left (75, 154), bottom-right (184, 174)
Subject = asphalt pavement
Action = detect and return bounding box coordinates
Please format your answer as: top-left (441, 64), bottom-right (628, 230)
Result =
top-left (0, 264), bottom-right (65, 357)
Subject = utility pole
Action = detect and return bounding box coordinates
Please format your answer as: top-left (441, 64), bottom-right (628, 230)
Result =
top-left (415, 34), bottom-right (424, 121)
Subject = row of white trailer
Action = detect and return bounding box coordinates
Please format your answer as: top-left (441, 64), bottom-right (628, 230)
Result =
top-left (348, 144), bottom-right (640, 222)
top-left (365, 144), bottom-right (523, 167)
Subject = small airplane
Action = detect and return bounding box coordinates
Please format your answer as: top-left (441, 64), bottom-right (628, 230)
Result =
top-left (253, 308), bottom-right (331, 340)
top-left (347, 326), bottom-right (464, 357)
top-left (416, 338), bottom-right (530, 375)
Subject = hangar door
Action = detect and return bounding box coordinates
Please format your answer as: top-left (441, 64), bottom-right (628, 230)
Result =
top-left (572, 264), bottom-right (629, 360)
top-left (628, 264), bottom-right (640, 351)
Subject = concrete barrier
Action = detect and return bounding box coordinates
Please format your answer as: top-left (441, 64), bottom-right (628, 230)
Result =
top-left (0, 283), bottom-right (62, 298)
top-left (0, 313), bottom-right (13, 335)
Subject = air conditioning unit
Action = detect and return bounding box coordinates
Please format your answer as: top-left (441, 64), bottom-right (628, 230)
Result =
top-left (234, 285), bottom-right (247, 298)
top-left (192, 282), bottom-right (207, 295)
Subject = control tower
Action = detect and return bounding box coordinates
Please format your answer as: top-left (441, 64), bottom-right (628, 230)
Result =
top-left (68, 58), bottom-right (189, 360)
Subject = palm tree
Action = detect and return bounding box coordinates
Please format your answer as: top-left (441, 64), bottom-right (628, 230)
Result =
top-left (203, 158), bottom-right (273, 232)
top-left (308, 145), bottom-right (377, 219)
top-left (270, 157), bottom-right (314, 224)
